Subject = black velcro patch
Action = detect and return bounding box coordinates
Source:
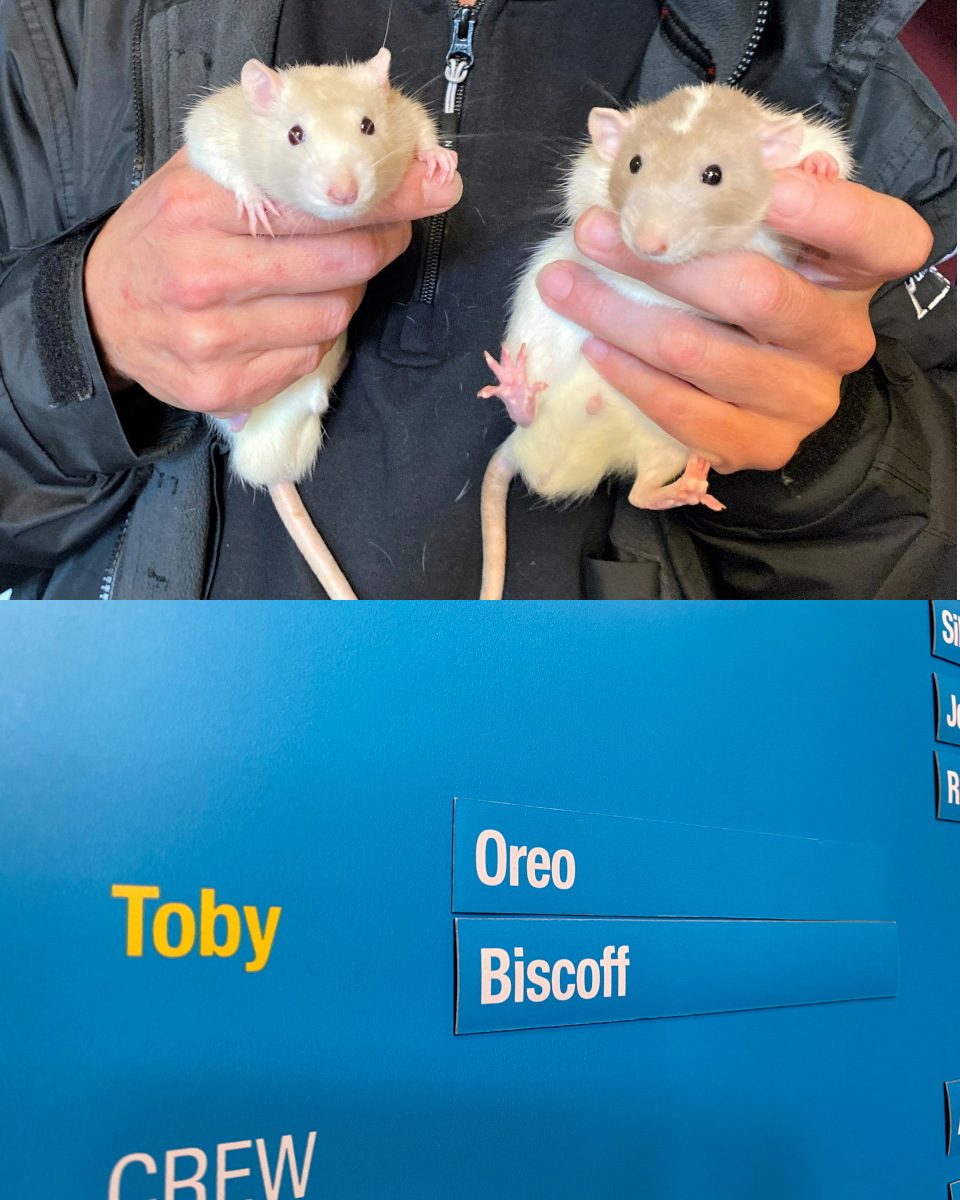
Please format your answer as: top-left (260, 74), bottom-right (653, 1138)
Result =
top-left (30, 225), bottom-right (96, 409)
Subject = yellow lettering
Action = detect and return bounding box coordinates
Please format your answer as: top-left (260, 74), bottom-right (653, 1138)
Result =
top-left (243, 906), bottom-right (282, 973)
top-left (153, 902), bottom-right (197, 958)
top-left (111, 884), bottom-right (161, 956)
top-left (199, 889), bottom-right (241, 958)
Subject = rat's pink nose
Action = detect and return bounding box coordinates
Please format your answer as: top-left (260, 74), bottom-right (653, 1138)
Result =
top-left (325, 171), bottom-right (359, 206)
top-left (633, 228), bottom-right (669, 257)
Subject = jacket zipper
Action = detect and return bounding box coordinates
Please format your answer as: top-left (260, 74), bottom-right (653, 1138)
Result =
top-left (99, 510), bottom-right (133, 600)
top-left (725, 0), bottom-right (769, 86)
top-left (131, 0), bottom-right (149, 191)
top-left (416, 0), bottom-right (483, 304)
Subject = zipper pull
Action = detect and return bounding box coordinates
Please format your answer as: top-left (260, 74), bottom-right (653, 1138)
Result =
top-left (446, 5), bottom-right (478, 73)
top-left (441, 4), bottom-right (479, 137)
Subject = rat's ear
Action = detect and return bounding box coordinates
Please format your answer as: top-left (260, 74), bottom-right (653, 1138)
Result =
top-left (760, 114), bottom-right (806, 169)
top-left (364, 47), bottom-right (392, 92)
top-left (240, 60), bottom-right (284, 113)
top-left (588, 108), bottom-right (632, 161)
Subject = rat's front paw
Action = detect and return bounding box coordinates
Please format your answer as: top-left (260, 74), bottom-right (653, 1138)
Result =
top-left (798, 151), bottom-right (840, 181)
top-left (418, 145), bottom-right (459, 187)
top-left (235, 188), bottom-right (281, 237)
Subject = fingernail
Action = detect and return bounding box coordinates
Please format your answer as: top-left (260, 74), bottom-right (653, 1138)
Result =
top-left (579, 209), bottom-right (621, 252)
top-left (769, 172), bottom-right (817, 220)
top-left (538, 264), bottom-right (574, 302)
top-left (583, 337), bottom-right (608, 362)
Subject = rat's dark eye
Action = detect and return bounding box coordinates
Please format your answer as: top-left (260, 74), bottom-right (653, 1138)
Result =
top-left (360, 116), bottom-right (375, 135)
top-left (629, 155), bottom-right (642, 174)
top-left (701, 164), bottom-right (722, 185)
top-left (288, 125), bottom-right (305, 146)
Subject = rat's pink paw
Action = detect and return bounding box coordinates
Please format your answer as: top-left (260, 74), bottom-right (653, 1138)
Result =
top-left (477, 343), bottom-right (546, 429)
top-left (235, 188), bottom-right (280, 237)
top-left (418, 145), bottom-right (458, 187)
top-left (629, 455), bottom-right (726, 511)
top-left (223, 412), bottom-right (250, 433)
top-left (798, 151), bottom-right (840, 181)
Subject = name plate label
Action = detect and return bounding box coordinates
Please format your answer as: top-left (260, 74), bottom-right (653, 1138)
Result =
top-left (948, 1080), bottom-right (960, 1156)
top-left (453, 917), bottom-right (899, 1034)
top-left (934, 673), bottom-right (960, 745)
top-left (452, 799), bottom-right (890, 920)
top-left (932, 602), bottom-right (960, 665)
top-left (935, 749), bottom-right (960, 822)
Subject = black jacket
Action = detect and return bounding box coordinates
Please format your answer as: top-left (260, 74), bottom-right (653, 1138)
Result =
top-left (0, 0), bottom-right (955, 598)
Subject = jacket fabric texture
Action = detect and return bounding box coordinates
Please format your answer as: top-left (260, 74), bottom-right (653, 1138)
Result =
top-left (0, 0), bottom-right (955, 598)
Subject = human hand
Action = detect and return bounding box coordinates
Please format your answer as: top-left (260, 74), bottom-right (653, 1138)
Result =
top-left (84, 147), bottom-right (462, 420)
top-left (535, 171), bottom-right (933, 474)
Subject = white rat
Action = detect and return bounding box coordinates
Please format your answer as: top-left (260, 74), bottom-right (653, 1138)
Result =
top-left (477, 84), bottom-right (851, 600)
top-left (183, 48), bottom-right (457, 599)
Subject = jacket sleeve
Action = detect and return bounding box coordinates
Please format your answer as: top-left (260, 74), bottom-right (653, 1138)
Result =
top-left (0, 0), bottom-right (192, 581)
top-left (692, 38), bottom-right (956, 600)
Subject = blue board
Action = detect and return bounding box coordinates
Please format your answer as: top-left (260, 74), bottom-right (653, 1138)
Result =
top-left (0, 602), bottom-right (957, 1200)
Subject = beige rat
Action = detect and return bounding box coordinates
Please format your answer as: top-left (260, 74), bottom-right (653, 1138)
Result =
top-left (183, 49), bottom-right (456, 599)
top-left (478, 84), bottom-right (851, 600)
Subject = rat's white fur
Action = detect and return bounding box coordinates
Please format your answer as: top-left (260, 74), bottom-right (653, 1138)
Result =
top-left (183, 52), bottom-right (451, 490)
top-left (481, 86), bottom-right (851, 594)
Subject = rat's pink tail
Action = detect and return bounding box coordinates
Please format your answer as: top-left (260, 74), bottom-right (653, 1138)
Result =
top-left (269, 480), bottom-right (358, 600)
top-left (479, 439), bottom-right (518, 601)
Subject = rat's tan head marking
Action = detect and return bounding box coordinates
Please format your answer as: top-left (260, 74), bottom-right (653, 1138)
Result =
top-left (591, 85), bottom-right (791, 262)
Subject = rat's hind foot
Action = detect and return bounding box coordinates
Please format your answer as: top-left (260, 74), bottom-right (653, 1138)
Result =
top-left (417, 145), bottom-right (458, 187)
top-left (236, 189), bottom-right (281, 237)
top-left (629, 455), bottom-right (726, 512)
top-left (477, 343), bottom-right (546, 429)
top-left (798, 151), bottom-right (840, 181)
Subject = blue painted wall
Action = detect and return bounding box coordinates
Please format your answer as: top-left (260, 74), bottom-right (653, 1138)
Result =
top-left (0, 602), bottom-right (956, 1198)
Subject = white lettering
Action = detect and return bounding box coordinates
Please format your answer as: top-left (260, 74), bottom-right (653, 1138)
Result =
top-left (479, 946), bottom-right (630, 1005)
top-left (948, 693), bottom-right (959, 729)
top-left (948, 770), bottom-right (960, 806)
top-left (480, 947), bottom-right (511, 1003)
top-left (526, 847), bottom-right (551, 888)
top-left (109, 1153), bottom-right (158, 1200)
top-left (552, 959), bottom-right (576, 1001)
top-left (216, 1141), bottom-right (251, 1200)
top-left (256, 1133), bottom-right (316, 1200)
top-left (526, 959), bottom-right (551, 1002)
top-left (576, 958), bottom-right (600, 999)
top-left (941, 609), bottom-right (960, 647)
top-left (552, 849), bottom-right (575, 890)
top-left (473, 831), bottom-right (576, 891)
top-left (508, 843), bottom-right (528, 886)
top-left (165, 1149), bottom-right (208, 1199)
top-left (111, 1135), bottom-right (314, 1200)
top-left (475, 829), bottom-right (507, 886)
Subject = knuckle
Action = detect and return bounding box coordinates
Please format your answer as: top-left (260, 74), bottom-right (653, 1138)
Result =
top-left (349, 234), bottom-right (383, 281)
top-left (839, 326), bottom-right (876, 374)
top-left (161, 264), bottom-right (216, 311)
top-left (178, 366), bottom-right (244, 415)
top-left (177, 317), bottom-right (224, 364)
top-left (888, 207), bottom-right (935, 277)
top-left (302, 344), bottom-right (329, 375)
top-left (316, 295), bottom-right (353, 341)
top-left (738, 259), bottom-right (793, 325)
top-left (394, 220), bottom-right (414, 257)
top-left (656, 320), bottom-right (707, 375)
top-left (754, 432), bottom-right (801, 471)
top-left (157, 179), bottom-right (205, 229)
